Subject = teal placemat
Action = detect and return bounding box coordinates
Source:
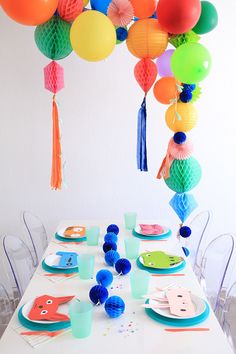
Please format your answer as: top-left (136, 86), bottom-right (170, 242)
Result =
top-left (145, 299), bottom-right (210, 327)
top-left (42, 260), bottom-right (79, 274)
top-left (132, 229), bottom-right (172, 240)
top-left (55, 233), bottom-right (86, 243)
top-left (18, 306), bottom-right (71, 331)
top-left (136, 257), bottom-right (186, 274)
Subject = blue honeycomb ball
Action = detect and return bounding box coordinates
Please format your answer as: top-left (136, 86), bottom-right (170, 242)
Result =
top-left (96, 269), bottom-right (113, 287)
top-left (183, 84), bottom-right (196, 92)
top-left (89, 285), bottom-right (109, 305)
top-left (173, 132), bottom-right (186, 144)
top-left (103, 241), bottom-right (117, 253)
top-left (180, 90), bottom-right (193, 103)
top-left (115, 258), bottom-right (131, 275)
top-left (105, 250), bottom-right (120, 266)
top-left (105, 296), bottom-right (125, 318)
top-left (104, 232), bottom-right (118, 244)
top-left (179, 226), bottom-right (192, 238)
top-left (107, 224), bottom-right (119, 235)
top-left (182, 247), bottom-right (190, 257)
top-left (116, 27), bottom-right (128, 43)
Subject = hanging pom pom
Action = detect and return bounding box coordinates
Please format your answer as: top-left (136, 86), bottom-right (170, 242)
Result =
top-left (107, 0), bottom-right (134, 27)
top-left (89, 285), bottom-right (109, 305)
top-left (179, 226), bottom-right (192, 238)
top-left (183, 84), bottom-right (196, 92)
top-left (105, 296), bottom-right (125, 318)
top-left (103, 241), bottom-right (117, 253)
top-left (116, 27), bottom-right (128, 44)
top-left (173, 132), bottom-right (187, 145)
top-left (180, 90), bottom-right (193, 103)
top-left (137, 97), bottom-right (148, 172)
top-left (182, 247), bottom-right (190, 257)
top-left (105, 250), bottom-right (120, 266)
top-left (115, 258), bottom-right (131, 275)
top-left (96, 269), bottom-right (113, 287)
top-left (104, 232), bottom-right (118, 243)
top-left (107, 224), bottom-right (119, 235)
top-left (58, 0), bottom-right (83, 22)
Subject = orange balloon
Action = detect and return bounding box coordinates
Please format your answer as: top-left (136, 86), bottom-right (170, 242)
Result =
top-left (1, 0), bottom-right (58, 26)
top-left (130, 0), bottom-right (157, 19)
top-left (153, 77), bottom-right (180, 105)
top-left (126, 19), bottom-right (168, 59)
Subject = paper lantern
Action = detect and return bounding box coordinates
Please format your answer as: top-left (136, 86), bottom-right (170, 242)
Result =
top-left (107, 0), bottom-right (134, 27)
top-left (165, 157), bottom-right (202, 193)
top-left (58, 0), bottom-right (83, 22)
top-left (153, 77), bottom-right (180, 105)
top-left (126, 19), bottom-right (168, 59)
top-left (35, 16), bottom-right (72, 60)
top-left (165, 103), bottom-right (198, 132)
top-left (134, 59), bottom-right (157, 94)
top-left (130, 0), bottom-right (157, 19)
top-left (169, 193), bottom-right (198, 223)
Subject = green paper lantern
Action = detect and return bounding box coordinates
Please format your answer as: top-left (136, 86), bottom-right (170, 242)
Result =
top-left (35, 15), bottom-right (72, 60)
top-left (193, 1), bottom-right (218, 35)
top-left (169, 31), bottom-right (200, 48)
top-left (165, 157), bottom-right (202, 193)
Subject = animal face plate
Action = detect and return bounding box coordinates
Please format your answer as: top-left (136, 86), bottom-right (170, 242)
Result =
top-left (140, 251), bottom-right (183, 269)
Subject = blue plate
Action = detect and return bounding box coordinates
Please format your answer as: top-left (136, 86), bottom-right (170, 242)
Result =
top-left (55, 233), bottom-right (86, 243)
top-left (145, 299), bottom-right (210, 327)
top-left (18, 306), bottom-right (71, 331)
top-left (42, 260), bottom-right (79, 274)
top-left (136, 257), bottom-right (186, 274)
top-left (132, 229), bottom-right (172, 240)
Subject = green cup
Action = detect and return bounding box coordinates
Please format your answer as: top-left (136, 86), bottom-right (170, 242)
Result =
top-left (130, 270), bottom-right (150, 299)
top-left (124, 238), bottom-right (140, 259)
top-left (86, 226), bottom-right (100, 246)
top-left (78, 254), bottom-right (95, 280)
top-left (124, 212), bottom-right (137, 230)
top-left (69, 301), bottom-right (93, 339)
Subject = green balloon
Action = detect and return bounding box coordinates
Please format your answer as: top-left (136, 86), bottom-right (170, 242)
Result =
top-left (165, 157), bottom-right (202, 193)
top-left (171, 43), bottom-right (212, 83)
top-left (35, 16), bottom-right (72, 60)
top-left (193, 1), bottom-right (218, 34)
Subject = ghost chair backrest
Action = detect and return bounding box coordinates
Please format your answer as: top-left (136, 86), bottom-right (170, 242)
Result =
top-left (221, 281), bottom-right (236, 353)
top-left (0, 282), bottom-right (13, 338)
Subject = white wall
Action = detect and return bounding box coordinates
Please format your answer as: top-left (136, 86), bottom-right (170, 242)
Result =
top-left (0, 0), bottom-right (236, 241)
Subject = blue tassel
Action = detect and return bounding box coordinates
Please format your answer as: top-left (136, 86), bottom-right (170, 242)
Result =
top-left (137, 97), bottom-right (148, 171)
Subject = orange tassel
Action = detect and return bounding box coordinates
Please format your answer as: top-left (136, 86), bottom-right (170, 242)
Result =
top-left (156, 141), bottom-right (173, 179)
top-left (51, 95), bottom-right (62, 190)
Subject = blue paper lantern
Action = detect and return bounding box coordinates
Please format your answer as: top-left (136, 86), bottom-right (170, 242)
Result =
top-left (90, 0), bottom-right (112, 14)
top-left (115, 258), bottom-right (131, 275)
top-left (169, 193), bottom-right (198, 223)
top-left (96, 269), bottom-right (113, 287)
top-left (103, 241), bottom-right (117, 253)
top-left (104, 232), bottom-right (118, 244)
top-left (107, 224), bottom-right (119, 235)
top-left (105, 250), bottom-right (120, 266)
top-left (105, 296), bottom-right (125, 318)
top-left (89, 285), bottom-right (109, 305)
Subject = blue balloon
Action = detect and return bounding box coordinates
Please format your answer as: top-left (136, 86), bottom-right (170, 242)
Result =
top-left (90, 0), bottom-right (112, 14)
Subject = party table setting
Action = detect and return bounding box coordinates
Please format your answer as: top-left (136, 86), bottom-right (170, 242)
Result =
top-left (0, 215), bottom-right (233, 354)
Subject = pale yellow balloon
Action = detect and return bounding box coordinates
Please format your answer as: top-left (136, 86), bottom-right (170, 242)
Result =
top-left (165, 102), bottom-right (198, 132)
top-left (83, 0), bottom-right (89, 6)
top-left (70, 10), bottom-right (116, 62)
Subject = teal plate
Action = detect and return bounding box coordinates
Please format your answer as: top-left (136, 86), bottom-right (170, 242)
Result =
top-left (42, 260), bottom-right (78, 274)
top-left (132, 229), bottom-right (172, 240)
top-left (145, 299), bottom-right (210, 327)
top-left (18, 306), bottom-right (71, 331)
top-left (55, 233), bottom-right (86, 243)
top-left (136, 257), bottom-right (186, 274)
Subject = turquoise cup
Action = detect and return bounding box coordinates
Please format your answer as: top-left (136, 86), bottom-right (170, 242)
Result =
top-left (86, 227), bottom-right (100, 246)
top-left (69, 301), bottom-right (93, 339)
top-left (124, 212), bottom-right (137, 230)
top-left (78, 254), bottom-right (95, 280)
top-left (130, 270), bottom-right (150, 299)
top-left (124, 238), bottom-right (140, 259)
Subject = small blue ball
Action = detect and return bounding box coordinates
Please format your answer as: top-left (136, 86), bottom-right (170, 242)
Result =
top-left (107, 224), bottom-right (119, 235)
top-left (179, 226), bottom-right (192, 238)
top-left (89, 285), bottom-right (109, 305)
top-left (103, 241), bottom-right (117, 253)
top-left (182, 247), bottom-right (190, 257)
top-left (183, 84), bottom-right (196, 92)
top-left (105, 250), bottom-right (120, 266)
top-left (180, 90), bottom-right (193, 103)
top-left (104, 232), bottom-right (118, 244)
top-left (96, 269), bottom-right (113, 287)
top-left (116, 27), bottom-right (128, 42)
top-left (173, 132), bottom-right (187, 145)
top-left (105, 296), bottom-right (125, 318)
top-left (115, 258), bottom-right (131, 275)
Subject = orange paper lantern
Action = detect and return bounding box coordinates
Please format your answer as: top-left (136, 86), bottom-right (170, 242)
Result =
top-left (153, 77), bottom-right (180, 104)
top-left (126, 19), bottom-right (168, 59)
top-left (165, 102), bottom-right (198, 132)
top-left (130, 0), bottom-right (157, 19)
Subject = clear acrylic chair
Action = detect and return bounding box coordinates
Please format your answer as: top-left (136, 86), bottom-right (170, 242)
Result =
top-left (2, 235), bottom-right (35, 298)
top-left (22, 211), bottom-right (48, 266)
top-left (0, 283), bottom-right (13, 338)
top-left (197, 233), bottom-right (235, 313)
top-left (221, 281), bottom-right (236, 352)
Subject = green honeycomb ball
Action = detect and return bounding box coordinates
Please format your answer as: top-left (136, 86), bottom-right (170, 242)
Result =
top-left (35, 15), bottom-right (72, 60)
top-left (165, 157), bottom-right (202, 193)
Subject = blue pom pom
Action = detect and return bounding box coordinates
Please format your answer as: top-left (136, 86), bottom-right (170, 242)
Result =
top-left (173, 132), bottom-right (187, 144)
top-left (116, 27), bottom-right (128, 42)
top-left (115, 258), bottom-right (131, 275)
top-left (89, 285), bottom-right (109, 305)
top-left (179, 226), bottom-right (192, 238)
top-left (104, 232), bottom-right (118, 244)
top-left (107, 224), bottom-right (119, 235)
top-left (183, 84), bottom-right (196, 92)
top-left (180, 90), bottom-right (193, 103)
top-left (103, 241), bottom-right (117, 253)
top-left (96, 269), bottom-right (113, 287)
top-left (105, 250), bottom-right (120, 266)
top-left (105, 296), bottom-right (125, 318)
top-left (182, 247), bottom-right (190, 257)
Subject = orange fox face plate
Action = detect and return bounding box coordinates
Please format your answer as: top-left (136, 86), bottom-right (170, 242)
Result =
top-left (63, 226), bottom-right (86, 238)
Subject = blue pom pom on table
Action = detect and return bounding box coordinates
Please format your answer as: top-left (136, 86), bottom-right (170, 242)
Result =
top-left (96, 269), bottom-right (113, 287)
top-left (105, 296), bottom-right (125, 318)
top-left (115, 258), bottom-right (131, 275)
top-left (173, 132), bottom-right (187, 144)
top-left (89, 285), bottom-right (109, 305)
top-left (107, 224), bottom-right (119, 235)
top-left (179, 226), bottom-right (192, 238)
top-left (105, 250), bottom-right (120, 266)
top-left (104, 232), bottom-right (118, 244)
top-left (103, 241), bottom-right (117, 253)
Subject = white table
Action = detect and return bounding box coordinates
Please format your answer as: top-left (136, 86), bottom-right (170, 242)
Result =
top-left (0, 220), bottom-right (233, 354)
